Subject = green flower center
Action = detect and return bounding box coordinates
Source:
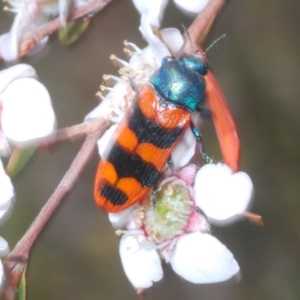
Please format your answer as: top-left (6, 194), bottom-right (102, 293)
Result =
top-left (143, 181), bottom-right (193, 243)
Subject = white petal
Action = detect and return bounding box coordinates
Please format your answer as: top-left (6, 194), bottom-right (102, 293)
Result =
top-left (84, 101), bottom-right (112, 122)
top-left (120, 234), bottom-right (163, 289)
top-left (96, 124), bottom-right (117, 158)
top-left (0, 237), bottom-right (9, 258)
top-left (132, 0), bottom-right (168, 26)
top-left (0, 12), bottom-right (23, 63)
top-left (0, 64), bottom-right (37, 93)
top-left (59, 0), bottom-right (72, 25)
top-left (171, 129), bottom-right (196, 170)
top-left (139, 13), bottom-right (171, 64)
top-left (128, 28), bottom-right (184, 71)
top-left (0, 260), bottom-right (4, 292)
top-left (0, 200), bottom-right (13, 222)
top-left (0, 131), bottom-right (11, 157)
top-left (170, 232), bottom-right (240, 283)
top-left (1, 78), bottom-right (56, 142)
top-left (173, 0), bottom-right (209, 17)
top-left (160, 28), bottom-right (184, 56)
top-left (85, 82), bottom-right (127, 123)
top-left (0, 160), bottom-right (14, 223)
top-left (108, 205), bottom-right (137, 229)
top-left (0, 160), bottom-right (14, 214)
top-left (194, 163), bottom-right (254, 225)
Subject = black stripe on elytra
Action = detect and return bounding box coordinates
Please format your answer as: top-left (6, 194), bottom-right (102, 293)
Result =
top-left (128, 103), bottom-right (184, 149)
top-left (100, 183), bottom-right (128, 206)
top-left (107, 145), bottom-right (161, 187)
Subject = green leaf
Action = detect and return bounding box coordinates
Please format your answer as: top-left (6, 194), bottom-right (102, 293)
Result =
top-left (16, 272), bottom-right (26, 300)
top-left (59, 19), bottom-right (90, 46)
top-left (5, 145), bottom-right (37, 177)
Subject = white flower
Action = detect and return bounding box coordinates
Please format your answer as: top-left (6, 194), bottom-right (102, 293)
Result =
top-left (132, 0), bottom-right (211, 60)
top-left (194, 163), bottom-right (254, 225)
top-left (132, 0), bottom-right (210, 22)
top-left (0, 160), bottom-right (13, 289)
top-left (0, 64), bottom-right (56, 154)
top-left (132, 0), bottom-right (168, 27)
top-left (113, 163), bottom-right (250, 289)
top-left (173, 0), bottom-right (210, 17)
top-left (0, 0), bottom-right (92, 62)
top-left (170, 232), bottom-right (239, 283)
top-left (120, 234), bottom-right (163, 290)
top-left (0, 0), bottom-right (49, 62)
top-left (0, 160), bottom-right (14, 220)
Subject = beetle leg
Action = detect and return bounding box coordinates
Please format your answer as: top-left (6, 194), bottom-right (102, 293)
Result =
top-left (196, 105), bottom-right (212, 116)
top-left (190, 121), bottom-right (214, 163)
top-left (150, 188), bottom-right (157, 209)
top-left (128, 77), bottom-right (139, 92)
top-left (167, 156), bottom-right (174, 173)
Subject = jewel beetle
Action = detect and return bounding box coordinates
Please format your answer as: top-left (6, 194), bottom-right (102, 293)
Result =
top-left (94, 53), bottom-right (212, 213)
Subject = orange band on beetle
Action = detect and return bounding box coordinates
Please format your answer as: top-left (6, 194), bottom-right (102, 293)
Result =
top-left (95, 161), bottom-right (118, 186)
top-left (138, 87), bottom-right (158, 120)
top-left (116, 177), bottom-right (143, 198)
top-left (116, 124), bottom-right (138, 152)
top-left (156, 106), bottom-right (190, 129)
top-left (136, 142), bottom-right (170, 172)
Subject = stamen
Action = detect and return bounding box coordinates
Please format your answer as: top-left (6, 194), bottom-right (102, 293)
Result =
top-left (115, 229), bottom-right (144, 236)
top-left (124, 40), bottom-right (142, 53)
top-left (185, 200), bottom-right (194, 206)
top-left (102, 74), bottom-right (122, 86)
top-left (119, 75), bottom-right (128, 82)
top-left (100, 85), bottom-right (120, 93)
top-left (110, 54), bottom-right (129, 68)
top-left (173, 207), bottom-right (191, 215)
top-left (171, 178), bottom-right (186, 186)
top-left (95, 91), bottom-right (104, 101)
top-left (138, 211), bottom-right (145, 219)
top-left (3, 6), bottom-right (16, 12)
top-left (164, 184), bottom-right (173, 196)
top-left (159, 176), bottom-right (177, 186)
top-left (170, 216), bottom-right (186, 225)
top-left (99, 85), bottom-right (106, 92)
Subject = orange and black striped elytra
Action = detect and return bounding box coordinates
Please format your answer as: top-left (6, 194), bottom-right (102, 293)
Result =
top-left (94, 54), bottom-right (211, 212)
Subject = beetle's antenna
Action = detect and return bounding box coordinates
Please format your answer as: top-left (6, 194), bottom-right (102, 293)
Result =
top-left (204, 34), bottom-right (227, 55)
top-left (182, 24), bottom-right (196, 54)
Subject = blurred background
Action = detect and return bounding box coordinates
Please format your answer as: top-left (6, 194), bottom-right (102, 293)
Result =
top-left (1, 0), bottom-right (300, 299)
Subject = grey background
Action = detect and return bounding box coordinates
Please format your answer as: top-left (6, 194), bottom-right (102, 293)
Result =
top-left (1, 0), bottom-right (300, 299)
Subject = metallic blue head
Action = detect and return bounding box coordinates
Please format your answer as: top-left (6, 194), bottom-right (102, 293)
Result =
top-left (149, 53), bottom-right (209, 111)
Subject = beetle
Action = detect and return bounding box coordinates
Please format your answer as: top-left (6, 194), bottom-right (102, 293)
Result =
top-left (94, 53), bottom-right (212, 213)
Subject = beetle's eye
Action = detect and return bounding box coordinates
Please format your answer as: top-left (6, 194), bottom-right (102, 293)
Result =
top-left (181, 54), bottom-right (208, 76)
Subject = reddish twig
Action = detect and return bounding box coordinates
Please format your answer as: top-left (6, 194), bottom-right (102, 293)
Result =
top-left (1, 118), bottom-right (110, 300)
top-left (37, 118), bottom-right (108, 148)
top-left (184, 0), bottom-right (226, 52)
top-left (1, 0), bottom-right (112, 60)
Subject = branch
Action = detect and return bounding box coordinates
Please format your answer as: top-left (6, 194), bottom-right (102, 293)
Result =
top-left (3, 0), bottom-right (113, 60)
top-left (184, 0), bottom-right (226, 52)
top-left (2, 118), bottom-right (110, 300)
top-left (37, 118), bottom-right (107, 148)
